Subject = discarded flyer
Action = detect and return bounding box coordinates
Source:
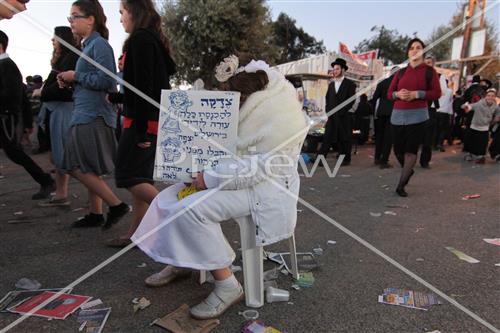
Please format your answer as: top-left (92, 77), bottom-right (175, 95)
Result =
top-left (242, 320), bottom-right (283, 333)
top-left (132, 297), bottom-right (150, 312)
top-left (461, 194), bottom-right (481, 200)
top-left (0, 288), bottom-right (70, 312)
top-left (445, 247), bottom-right (480, 264)
top-left (267, 252), bottom-right (319, 273)
top-left (8, 291), bottom-right (91, 320)
top-left (483, 238), bottom-right (500, 246)
top-left (153, 303), bottom-right (219, 333)
top-left (297, 272), bottom-right (315, 288)
top-left (378, 288), bottom-right (441, 310)
top-left (77, 308), bottom-right (111, 333)
top-left (80, 299), bottom-right (103, 310)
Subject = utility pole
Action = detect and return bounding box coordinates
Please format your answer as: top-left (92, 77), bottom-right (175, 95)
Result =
top-left (458, 0), bottom-right (488, 86)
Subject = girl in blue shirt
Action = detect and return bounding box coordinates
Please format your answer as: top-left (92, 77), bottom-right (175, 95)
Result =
top-left (57, 0), bottom-right (129, 228)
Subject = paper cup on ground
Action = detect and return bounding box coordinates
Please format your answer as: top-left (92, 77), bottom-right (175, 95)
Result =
top-left (265, 287), bottom-right (290, 303)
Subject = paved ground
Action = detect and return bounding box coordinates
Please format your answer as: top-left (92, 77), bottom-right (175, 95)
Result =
top-left (0, 144), bottom-right (499, 333)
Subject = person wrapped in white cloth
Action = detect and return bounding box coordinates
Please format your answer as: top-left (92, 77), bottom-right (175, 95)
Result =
top-left (131, 55), bottom-right (309, 319)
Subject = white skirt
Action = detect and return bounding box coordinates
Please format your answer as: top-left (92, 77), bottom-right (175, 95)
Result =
top-left (131, 183), bottom-right (251, 271)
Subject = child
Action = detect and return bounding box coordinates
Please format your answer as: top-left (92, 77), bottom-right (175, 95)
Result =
top-left (462, 88), bottom-right (500, 164)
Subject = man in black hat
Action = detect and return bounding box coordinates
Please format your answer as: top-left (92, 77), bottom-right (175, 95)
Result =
top-left (316, 58), bottom-right (357, 166)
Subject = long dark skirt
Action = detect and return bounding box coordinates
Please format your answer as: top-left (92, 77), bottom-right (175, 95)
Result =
top-left (464, 128), bottom-right (489, 156)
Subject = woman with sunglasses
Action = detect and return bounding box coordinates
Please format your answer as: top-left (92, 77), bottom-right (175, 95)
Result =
top-left (57, 0), bottom-right (129, 228)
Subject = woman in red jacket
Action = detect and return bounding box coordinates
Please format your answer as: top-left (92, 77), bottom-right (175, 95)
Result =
top-left (387, 38), bottom-right (441, 197)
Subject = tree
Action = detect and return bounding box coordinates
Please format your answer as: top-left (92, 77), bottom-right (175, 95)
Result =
top-left (354, 25), bottom-right (414, 65)
top-left (162, 0), bottom-right (278, 86)
top-left (273, 13), bottom-right (326, 64)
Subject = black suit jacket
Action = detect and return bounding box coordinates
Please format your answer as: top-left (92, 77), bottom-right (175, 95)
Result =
top-left (0, 57), bottom-right (23, 115)
top-left (325, 78), bottom-right (357, 117)
top-left (324, 78), bottom-right (357, 142)
top-left (371, 76), bottom-right (394, 117)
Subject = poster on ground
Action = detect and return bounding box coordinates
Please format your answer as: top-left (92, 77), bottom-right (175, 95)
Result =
top-left (0, 288), bottom-right (71, 312)
top-left (154, 90), bottom-right (240, 183)
top-left (77, 308), bottom-right (112, 333)
top-left (8, 291), bottom-right (90, 320)
top-left (378, 288), bottom-right (442, 310)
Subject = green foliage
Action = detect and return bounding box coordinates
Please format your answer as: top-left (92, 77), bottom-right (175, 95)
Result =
top-left (273, 13), bottom-right (326, 64)
top-left (354, 25), bottom-right (414, 65)
top-left (162, 0), bottom-right (278, 87)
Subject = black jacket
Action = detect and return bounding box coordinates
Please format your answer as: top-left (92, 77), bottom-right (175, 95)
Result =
top-left (371, 75), bottom-right (394, 117)
top-left (41, 52), bottom-right (79, 102)
top-left (325, 77), bottom-right (357, 142)
top-left (122, 28), bottom-right (176, 141)
top-left (0, 57), bottom-right (23, 116)
top-left (325, 78), bottom-right (357, 117)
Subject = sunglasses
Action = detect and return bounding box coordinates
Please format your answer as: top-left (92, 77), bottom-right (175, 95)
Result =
top-left (67, 14), bottom-right (88, 23)
top-left (17, 0), bottom-right (30, 4)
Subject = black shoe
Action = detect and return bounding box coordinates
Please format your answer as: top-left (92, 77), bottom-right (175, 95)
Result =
top-left (102, 203), bottom-right (130, 230)
top-left (32, 181), bottom-right (56, 200)
top-left (72, 213), bottom-right (105, 228)
top-left (374, 159), bottom-right (381, 165)
top-left (379, 162), bottom-right (393, 169)
top-left (396, 187), bottom-right (408, 197)
top-left (420, 163), bottom-right (430, 169)
top-left (436, 145), bottom-right (445, 152)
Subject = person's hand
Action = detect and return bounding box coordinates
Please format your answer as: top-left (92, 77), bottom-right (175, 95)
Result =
top-left (57, 71), bottom-right (75, 88)
top-left (137, 141), bottom-right (151, 149)
top-left (191, 172), bottom-right (207, 190)
top-left (31, 88), bottom-right (42, 98)
top-left (405, 91), bottom-right (419, 101)
top-left (396, 89), bottom-right (410, 100)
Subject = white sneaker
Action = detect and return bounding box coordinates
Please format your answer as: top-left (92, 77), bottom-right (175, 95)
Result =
top-left (190, 284), bottom-right (244, 319)
top-left (144, 266), bottom-right (191, 287)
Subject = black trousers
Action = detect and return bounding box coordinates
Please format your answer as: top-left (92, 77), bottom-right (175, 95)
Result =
top-left (0, 115), bottom-right (52, 186)
top-left (374, 116), bottom-right (392, 163)
top-left (318, 117), bottom-right (352, 162)
top-left (420, 117), bottom-right (436, 166)
top-left (435, 113), bottom-right (451, 147)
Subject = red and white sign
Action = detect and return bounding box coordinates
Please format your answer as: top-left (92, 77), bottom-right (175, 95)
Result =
top-left (8, 291), bottom-right (91, 320)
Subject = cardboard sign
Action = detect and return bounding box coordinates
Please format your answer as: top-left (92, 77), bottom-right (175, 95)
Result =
top-left (154, 90), bottom-right (240, 183)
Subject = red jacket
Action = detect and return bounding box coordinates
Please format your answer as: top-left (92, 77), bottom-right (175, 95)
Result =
top-left (387, 63), bottom-right (441, 110)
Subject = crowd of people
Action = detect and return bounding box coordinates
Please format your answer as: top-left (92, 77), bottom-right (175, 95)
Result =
top-left (311, 39), bottom-right (499, 197)
top-left (0, 0), bottom-right (499, 320)
top-left (0, 0), bottom-right (310, 320)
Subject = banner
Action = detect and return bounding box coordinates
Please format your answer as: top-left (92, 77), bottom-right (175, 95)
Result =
top-left (154, 90), bottom-right (240, 183)
top-left (338, 42), bottom-right (379, 80)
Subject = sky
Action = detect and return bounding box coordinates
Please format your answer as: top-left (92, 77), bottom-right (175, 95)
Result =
top-left (0, 0), bottom-right (498, 80)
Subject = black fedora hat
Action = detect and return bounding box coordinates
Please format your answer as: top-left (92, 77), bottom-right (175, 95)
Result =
top-left (331, 58), bottom-right (348, 71)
